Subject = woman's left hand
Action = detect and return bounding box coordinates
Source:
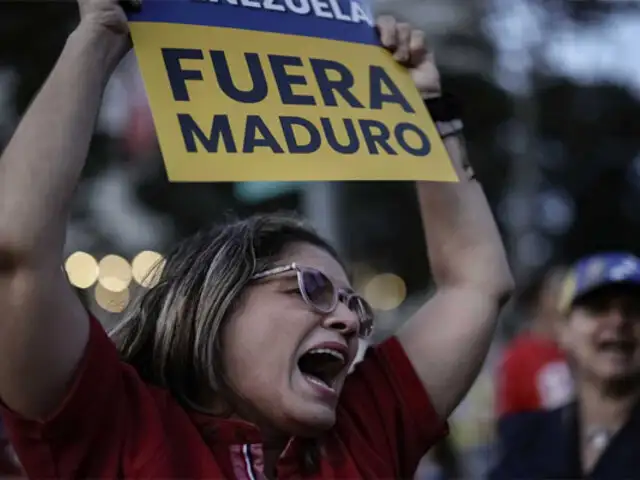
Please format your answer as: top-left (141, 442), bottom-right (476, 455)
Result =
top-left (376, 16), bottom-right (442, 99)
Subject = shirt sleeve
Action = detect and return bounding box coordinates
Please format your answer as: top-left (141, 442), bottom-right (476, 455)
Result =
top-left (0, 315), bottom-right (152, 479)
top-left (337, 336), bottom-right (449, 478)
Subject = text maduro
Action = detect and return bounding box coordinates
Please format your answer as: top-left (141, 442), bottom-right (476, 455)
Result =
top-left (164, 48), bottom-right (432, 157)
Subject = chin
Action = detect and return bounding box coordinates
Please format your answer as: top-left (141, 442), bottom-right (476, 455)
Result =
top-left (279, 404), bottom-right (337, 438)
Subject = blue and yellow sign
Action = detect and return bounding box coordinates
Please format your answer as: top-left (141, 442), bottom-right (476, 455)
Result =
top-left (128, 0), bottom-right (457, 182)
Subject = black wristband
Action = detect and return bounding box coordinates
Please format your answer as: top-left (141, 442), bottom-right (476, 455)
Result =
top-left (120, 0), bottom-right (142, 13)
top-left (424, 93), bottom-right (462, 123)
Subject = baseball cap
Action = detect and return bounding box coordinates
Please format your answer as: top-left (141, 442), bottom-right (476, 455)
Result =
top-left (558, 252), bottom-right (640, 314)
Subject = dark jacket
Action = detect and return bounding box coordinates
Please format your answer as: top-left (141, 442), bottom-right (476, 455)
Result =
top-left (488, 402), bottom-right (640, 479)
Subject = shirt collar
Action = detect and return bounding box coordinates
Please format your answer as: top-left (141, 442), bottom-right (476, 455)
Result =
top-left (187, 410), bottom-right (305, 456)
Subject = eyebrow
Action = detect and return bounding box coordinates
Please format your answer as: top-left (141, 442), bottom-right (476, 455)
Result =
top-left (279, 274), bottom-right (298, 284)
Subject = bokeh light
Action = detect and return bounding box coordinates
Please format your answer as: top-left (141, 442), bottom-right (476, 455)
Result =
top-left (132, 250), bottom-right (165, 288)
top-left (98, 255), bottom-right (132, 293)
top-left (94, 283), bottom-right (130, 313)
top-left (64, 252), bottom-right (99, 289)
top-left (363, 273), bottom-right (407, 311)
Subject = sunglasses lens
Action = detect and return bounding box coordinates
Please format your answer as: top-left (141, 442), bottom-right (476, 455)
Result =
top-left (347, 295), bottom-right (375, 337)
top-left (300, 269), bottom-right (336, 311)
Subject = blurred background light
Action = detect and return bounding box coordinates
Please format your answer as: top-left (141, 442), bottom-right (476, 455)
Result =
top-left (64, 251), bottom-right (99, 289)
top-left (94, 283), bottom-right (130, 313)
top-left (132, 250), bottom-right (165, 288)
top-left (363, 273), bottom-right (407, 311)
top-left (98, 254), bottom-right (132, 293)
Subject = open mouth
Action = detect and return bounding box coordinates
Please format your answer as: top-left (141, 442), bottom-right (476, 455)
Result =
top-left (598, 339), bottom-right (636, 356)
top-left (297, 347), bottom-right (347, 392)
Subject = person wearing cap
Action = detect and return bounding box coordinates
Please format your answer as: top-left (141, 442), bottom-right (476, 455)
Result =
top-left (489, 252), bottom-right (640, 479)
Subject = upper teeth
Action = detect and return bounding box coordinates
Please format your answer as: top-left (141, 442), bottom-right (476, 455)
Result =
top-left (307, 348), bottom-right (346, 363)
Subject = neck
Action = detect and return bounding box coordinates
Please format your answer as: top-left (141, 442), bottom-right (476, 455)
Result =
top-left (260, 428), bottom-right (289, 451)
top-left (578, 379), bottom-right (640, 432)
top-left (259, 429), bottom-right (289, 479)
top-left (207, 396), bottom-right (290, 453)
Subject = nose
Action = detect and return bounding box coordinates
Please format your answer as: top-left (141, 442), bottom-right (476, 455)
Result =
top-left (322, 302), bottom-right (360, 337)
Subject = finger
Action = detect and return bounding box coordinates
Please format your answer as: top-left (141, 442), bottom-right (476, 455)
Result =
top-left (376, 16), bottom-right (398, 51)
top-left (393, 22), bottom-right (412, 64)
top-left (409, 29), bottom-right (428, 67)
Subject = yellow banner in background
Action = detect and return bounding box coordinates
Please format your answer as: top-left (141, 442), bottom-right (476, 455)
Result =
top-left (128, 1), bottom-right (457, 182)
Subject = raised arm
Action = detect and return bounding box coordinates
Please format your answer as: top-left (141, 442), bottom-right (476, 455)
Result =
top-left (0, 3), bottom-right (130, 418)
top-left (404, 134), bottom-right (513, 418)
top-left (376, 17), bottom-right (514, 419)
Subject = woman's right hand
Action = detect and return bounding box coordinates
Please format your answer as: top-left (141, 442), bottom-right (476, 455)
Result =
top-left (76, 0), bottom-right (135, 62)
top-left (0, 0), bottom-right (139, 424)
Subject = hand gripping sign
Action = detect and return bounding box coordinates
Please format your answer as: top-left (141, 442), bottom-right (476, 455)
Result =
top-left (127, 0), bottom-right (458, 182)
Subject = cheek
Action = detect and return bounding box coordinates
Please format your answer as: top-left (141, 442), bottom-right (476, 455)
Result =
top-left (220, 319), bottom-right (274, 401)
top-left (221, 315), bottom-right (272, 381)
top-left (220, 305), bottom-right (317, 387)
top-left (563, 323), bottom-right (595, 358)
top-left (577, 329), bottom-right (598, 355)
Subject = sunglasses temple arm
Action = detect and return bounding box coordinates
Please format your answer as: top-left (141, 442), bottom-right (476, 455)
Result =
top-left (251, 264), bottom-right (296, 280)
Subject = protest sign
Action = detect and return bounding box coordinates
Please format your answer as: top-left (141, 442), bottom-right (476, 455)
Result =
top-left (127, 0), bottom-right (458, 182)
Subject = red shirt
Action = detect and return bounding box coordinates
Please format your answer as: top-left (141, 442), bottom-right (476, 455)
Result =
top-left (496, 333), bottom-right (573, 417)
top-left (1, 317), bottom-right (447, 479)
top-left (0, 437), bottom-right (21, 477)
